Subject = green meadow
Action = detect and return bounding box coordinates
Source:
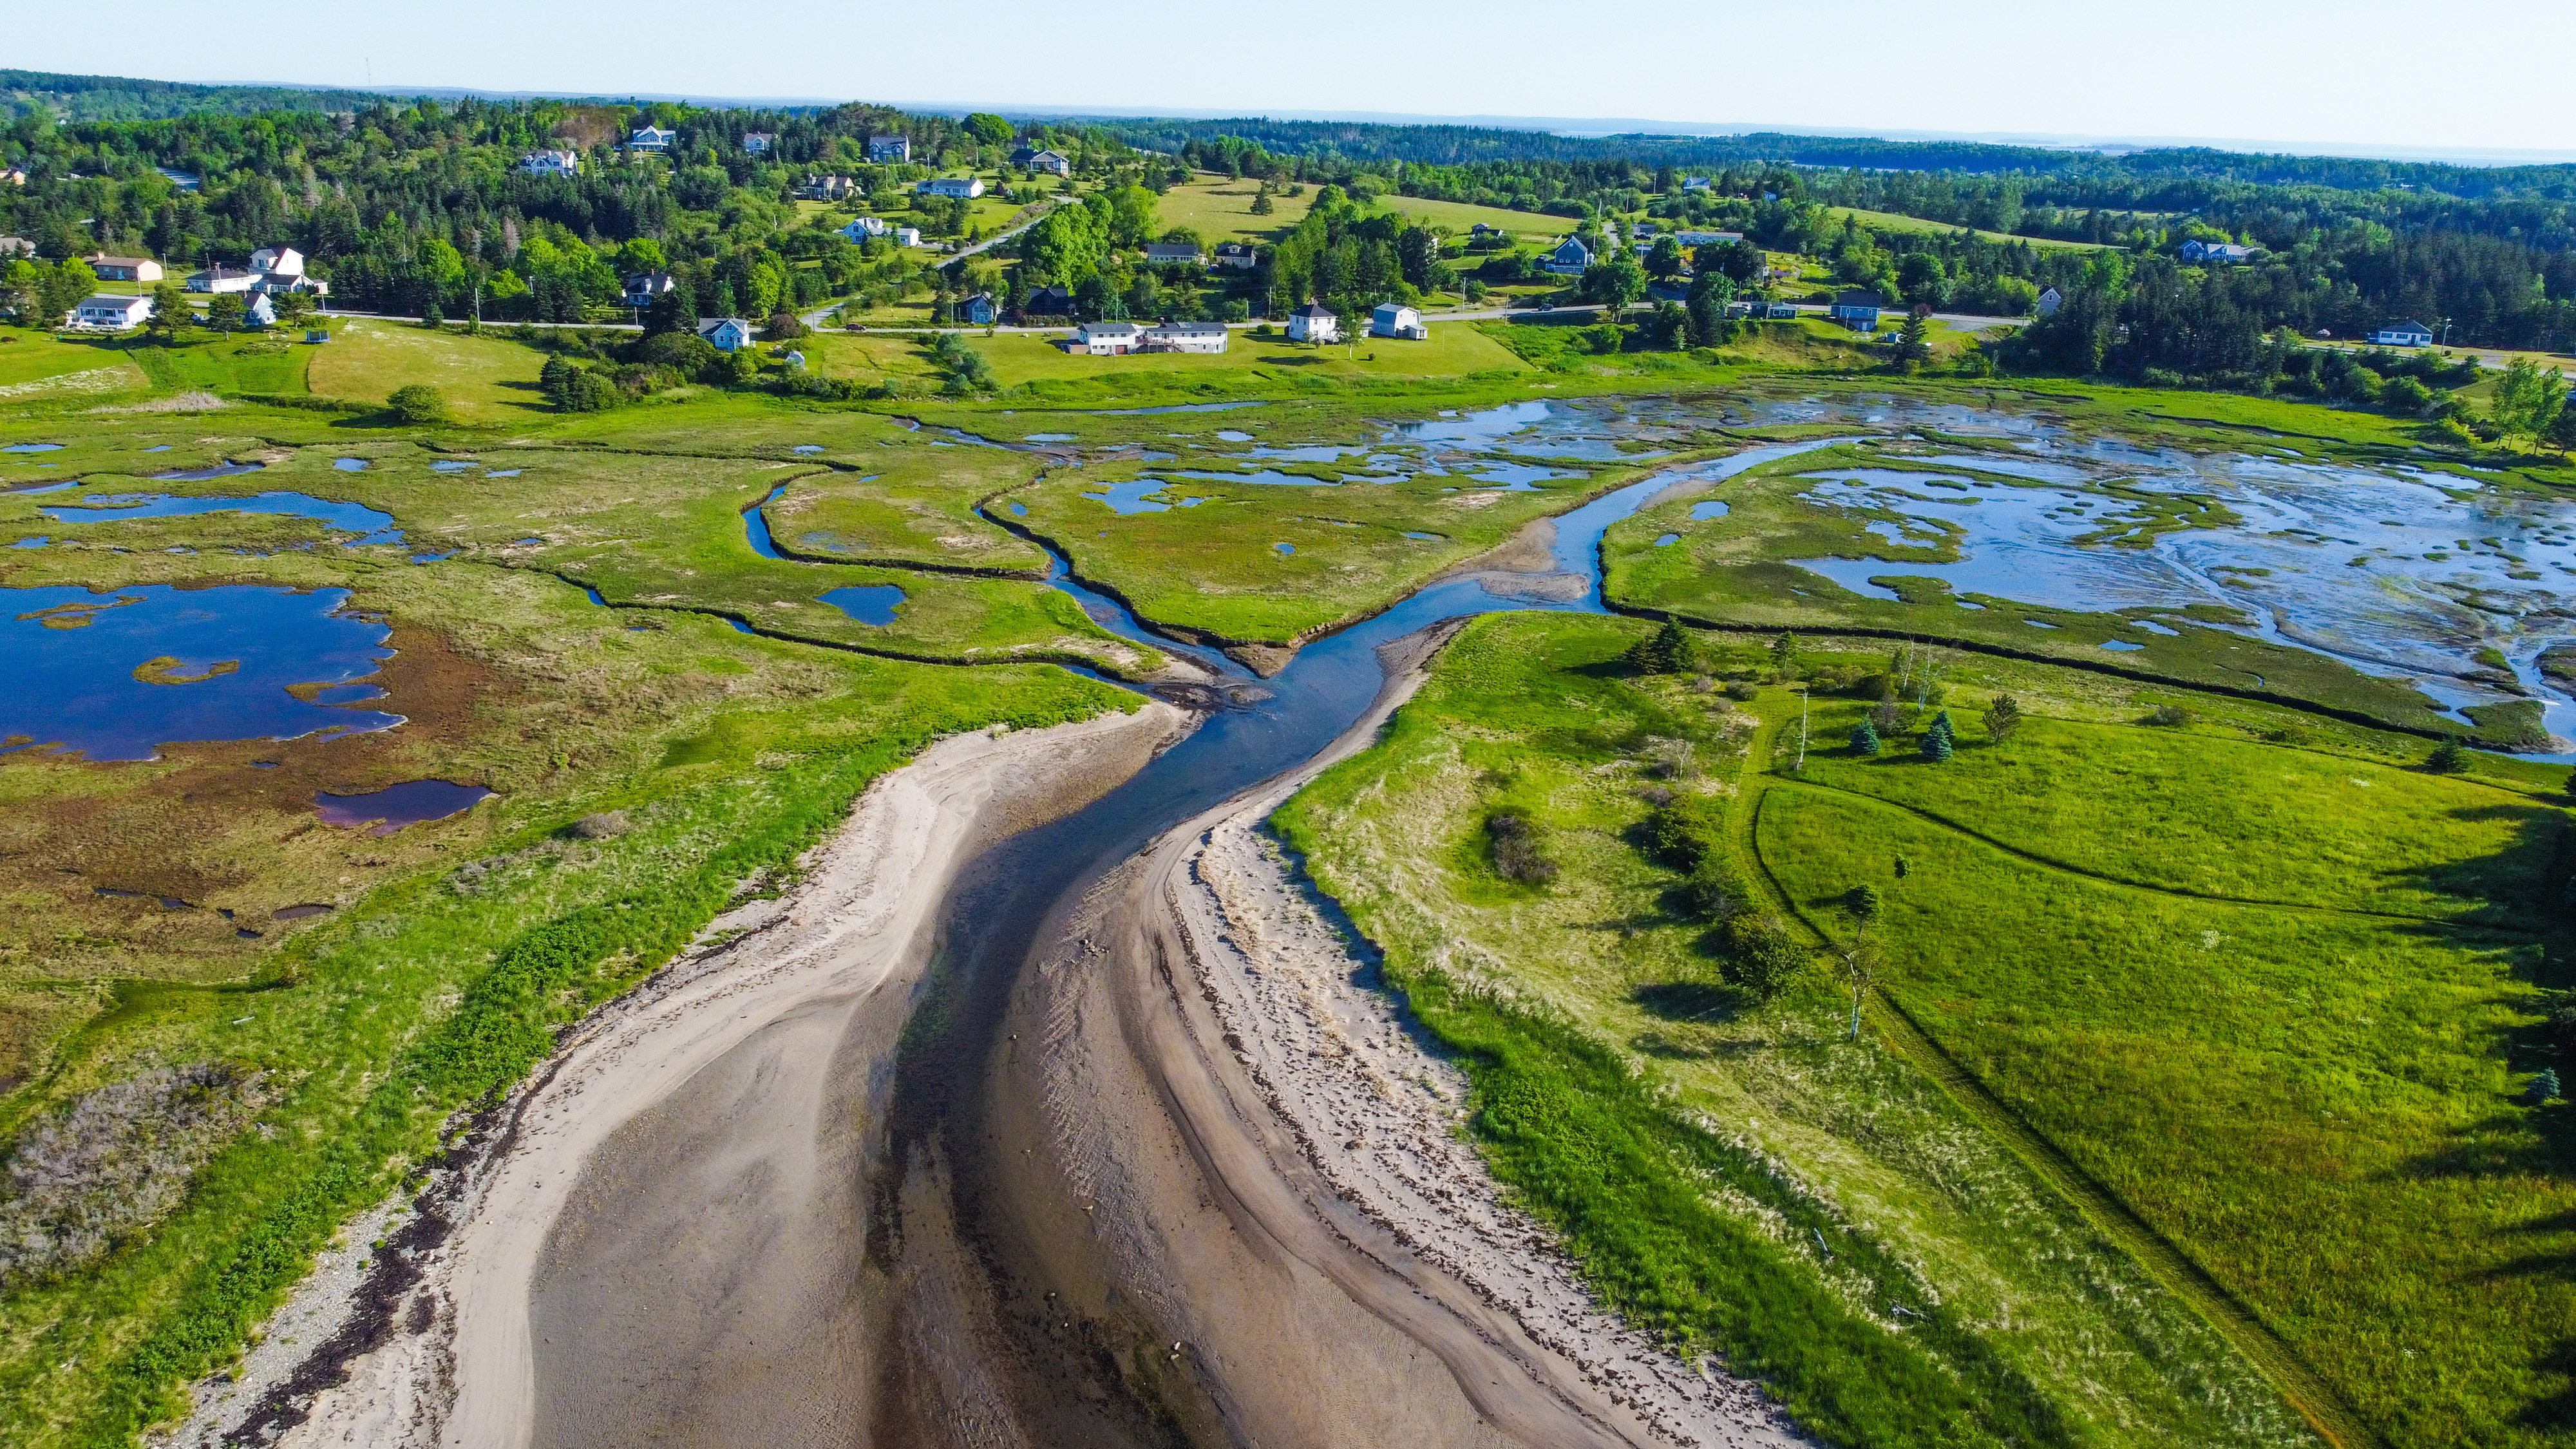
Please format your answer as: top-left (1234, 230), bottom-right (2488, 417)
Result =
top-left (1278, 611), bottom-right (2576, 1448)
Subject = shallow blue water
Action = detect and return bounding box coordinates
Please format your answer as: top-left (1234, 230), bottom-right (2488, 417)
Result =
top-left (4, 444), bottom-right (64, 453)
top-left (1023, 433), bottom-right (1077, 443)
top-left (334, 458), bottom-right (368, 471)
top-left (1083, 480), bottom-right (1209, 515)
top-left (820, 585), bottom-right (906, 626)
top-left (744, 484), bottom-right (789, 558)
top-left (1, 584), bottom-right (401, 761)
top-left (1690, 500), bottom-right (1730, 520)
top-left (314, 779), bottom-right (491, 835)
top-left (1274, 542), bottom-right (1294, 554)
top-left (43, 491), bottom-right (400, 544)
top-left (1655, 534), bottom-right (1680, 546)
top-left (12, 536), bottom-right (45, 549)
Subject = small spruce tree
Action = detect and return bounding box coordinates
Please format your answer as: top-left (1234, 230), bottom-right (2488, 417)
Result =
top-left (2530, 1067), bottom-right (2563, 1105)
top-left (1922, 710), bottom-right (1955, 762)
top-left (2428, 739), bottom-right (2471, 773)
top-left (1984, 692), bottom-right (2023, 743)
top-left (1626, 618), bottom-right (1689, 676)
top-left (1850, 719), bottom-right (1880, 755)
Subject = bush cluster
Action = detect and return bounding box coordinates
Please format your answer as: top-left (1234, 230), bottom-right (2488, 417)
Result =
top-left (0, 1063), bottom-right (270, 1287)
top-left (1485, 810), bottom-right (1558, 885)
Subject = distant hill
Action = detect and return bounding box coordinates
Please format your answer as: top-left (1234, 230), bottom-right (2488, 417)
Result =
top-left (0, 69), bottom-right (399, 122)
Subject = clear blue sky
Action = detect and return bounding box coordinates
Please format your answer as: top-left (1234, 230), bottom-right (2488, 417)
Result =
top-left (15, 0), bottom-right (2574, 158)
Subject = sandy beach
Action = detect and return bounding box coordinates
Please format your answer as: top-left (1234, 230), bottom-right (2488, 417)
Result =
top-left (986, 626), bottom-right (1804, 1448)
top-left (157, 700), bottom-right (1190, 1449)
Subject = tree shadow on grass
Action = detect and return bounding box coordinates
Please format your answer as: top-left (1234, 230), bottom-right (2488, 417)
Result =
top-left (2515, 1336), bottom-right (2576, 1433)
top-left (1631, 980), bottom-right (1741, 1025)
top-left (2383, 800), bottom-right (2566, 933)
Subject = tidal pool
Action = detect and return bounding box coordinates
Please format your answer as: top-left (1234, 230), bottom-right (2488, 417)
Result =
top-left (152, 463), bottom-right (264, 482)
top-left (43, 491), bottom-right (401, 544)
top-left (1, 584), bottom-right (402, 761)
top-left (819, 585), bottom-right (905, 625)
top-left (314, 779), bottom-right (491, 835)
top-left (1773, 440), bottom-right (2576, 743)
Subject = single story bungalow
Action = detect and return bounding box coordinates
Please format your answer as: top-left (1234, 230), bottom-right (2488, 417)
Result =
top-left (917, 176), bottom-right (985, 200)
top-left (187, 265), bottom-right (258, 294)
top-left (1829, 290), bottom-right (1884, 330)
top-left (1014, 147), bottom-right (1072, 176)
top-left (87, 254), bottom-right (162, 283)
top-left (2372, 319), bottom-right (2435, 346)
top-left (698, 317), bottom-right (755, 352)
top-left (2179, 240), bottom-right (2257, 265)
top-left (1142, 243), bottom-right (1204, 267)
top-left (71, 294), bottom-right (153, 328)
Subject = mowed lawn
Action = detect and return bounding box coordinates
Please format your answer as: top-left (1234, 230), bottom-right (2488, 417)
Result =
top-left (0, 335), bottom-right (151, 401)
top-left (306, 319), bottom-right (553, 422)
top-left (1760, 711), bottom-right (2576, 1448)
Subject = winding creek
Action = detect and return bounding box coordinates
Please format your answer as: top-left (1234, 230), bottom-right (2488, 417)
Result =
top-left (20, 394), bottom-right (2576, 1443)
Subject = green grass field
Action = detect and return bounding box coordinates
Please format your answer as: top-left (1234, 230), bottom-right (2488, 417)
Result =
top-left (1759, 688), bottom-right (2576, 1448)
top-left (1275, 613), bottom-right (2329, 1449)
top-left (304, 319), bottom-right (551, 421)
top-left (1824, 205), bottom-right (2112, 252)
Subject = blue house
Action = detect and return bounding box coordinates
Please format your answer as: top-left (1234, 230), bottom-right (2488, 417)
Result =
top-left (1544, 236), bottom-right (1593, 276)
top-left (962, 292), bottom-right (998, 326)
top-left (697, 317), bottom-right (755, 352)
top-left (1829, 290), bottom-right (1884, 330)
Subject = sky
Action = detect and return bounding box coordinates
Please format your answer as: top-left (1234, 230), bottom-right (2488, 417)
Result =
top-left (13, 0), bottom-right (2576, 160)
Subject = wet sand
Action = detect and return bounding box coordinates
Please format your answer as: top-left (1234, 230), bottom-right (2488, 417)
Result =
top-left (164, 701), bottom-right (1189, 1449)
top-left (981, 625), bottom-right (1802, 1448)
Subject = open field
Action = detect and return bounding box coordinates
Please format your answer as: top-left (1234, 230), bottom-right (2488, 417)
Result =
top-left (305, 319), bottom-right (551, 421)
top-left (1274, 612), bottom-right (2330, 1449)
top-left (1758, 686), bottom-right (2576, 1448)
top-left (1824, 206), bottom-right (2112, 251)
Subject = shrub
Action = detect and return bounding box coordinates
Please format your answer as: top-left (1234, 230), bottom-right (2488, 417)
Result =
top-left (1849, 720), bottom-right (1880, 755)
top-left (1486, 811), bottom-right (1558, 885)
top-left (1722, 914), bottom-right (1810, 1001)
top-left (1646, 794), bottom-right (1727, 870)
top-left (766, 310), bottom-right (808, 340)
top-left (1984, 693), bottom-right (2023, 743)
top-left (384, 384), bottom-right (448, 424)
top-left (1723, 679), bottom-right (1760, 702)
top-left (0, 1064), bottom-right (271, 1287)
top-left (2427, 739), bottom-right (2472, 773)
top-left (1685, 863), bottom-right (1744, 922)
top-left (2146, 704), bottom-right (2195, 728)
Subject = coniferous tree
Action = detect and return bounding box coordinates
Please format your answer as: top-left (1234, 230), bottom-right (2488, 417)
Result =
top-left (1922, 710), bottom-right (1956, 762)
top-left (1850, 719), bottom-right (1880, 755)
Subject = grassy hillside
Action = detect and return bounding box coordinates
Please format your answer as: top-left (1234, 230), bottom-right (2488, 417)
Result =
top-left (1277, 611), bottom-right (2576, 1448)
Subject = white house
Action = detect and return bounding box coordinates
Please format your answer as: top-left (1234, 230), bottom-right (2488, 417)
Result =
top-left (629, 126), bottom-right (676, 153)
top-left (1074, 320), bottom-right (1147, 355)
top-left (1681, 176), bottom-right (1712, 193)
top-left (1015, 147), bottom-right (1072, 176)
top-left (86, 254), bottom-right (162, 283)
top-left (187, 265), bottom-right (258, 294)
top-left (895, 226), bottom-right (922, 248)
top-left (1544, 237), bottom-right (1593, 276)
top-left (866, 135), bottom-right (911, 164)
top-left (2035, 287), bottom-right (2063, 317)
top-left (1142, 321), bottom-right (1227, 354)
top-left (1286, 302), bottom-right (1338, 344)
top-left (1211, 242), bottom-right (1257, 270)
top-left (698, 317), bottom-right (755, 352)
top-left (1142, 242), bottom-right (1203, 267)
top-left (741, 132), bottom-right (773, 155)
top-left (1671, 230), bottom-right (1743, 248)
top-left (71, 294), bottom-right (153, 329)
top-left (2372, 319), bottom-right (2435, 346)
top-left (916, 175), bottom-right (986, 199)
top-left (1370, 302), bottom-right (1427, 340)
top-left (251, 245), bottom-right (305, 277)
top-left (840, 216), bottom-right (890, 242)
top-left (519, 150), bottom-right (580, 178)
top-left (243, 293), bottom-right (276, 328)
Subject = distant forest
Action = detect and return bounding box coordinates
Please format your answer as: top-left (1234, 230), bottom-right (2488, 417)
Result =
top-left (0, 71), bottom-right (2570, 374)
